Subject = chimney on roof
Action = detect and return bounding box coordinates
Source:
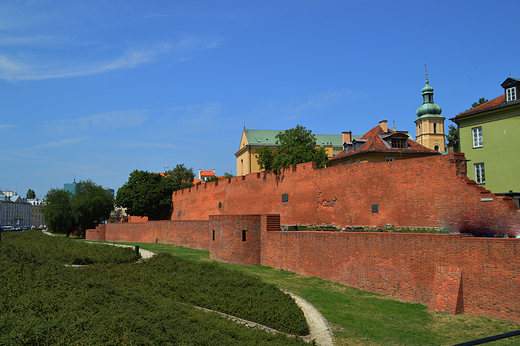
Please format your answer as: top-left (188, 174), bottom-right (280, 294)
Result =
top-left (342, 131), bottom-right (352, 143)
top-left (379, 120), bottom-right (388, 132)
top-left (198, 169), bottom-right (202, 181)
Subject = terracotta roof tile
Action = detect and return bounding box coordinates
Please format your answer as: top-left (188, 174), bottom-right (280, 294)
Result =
top-left (200, 170), bottom-right (215, 176)
top-left (456, 95), bottom-right (505, 117)
top-left (330, 125), bottom-right (438, 161)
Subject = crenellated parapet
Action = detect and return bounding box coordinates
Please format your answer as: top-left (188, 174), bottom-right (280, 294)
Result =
top-left (172, 153), bottom-right (520, 233)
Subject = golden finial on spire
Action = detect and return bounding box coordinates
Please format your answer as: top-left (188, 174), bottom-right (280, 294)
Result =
top-left (425, 64), bottom-right (427, 76)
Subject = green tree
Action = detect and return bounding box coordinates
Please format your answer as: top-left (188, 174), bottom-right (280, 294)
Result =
top-left (446, 124), bottom-right (459, 152)
top-left (43, 180), bottom-right (114, 237)
top-left (165, 164), bottom-right (195, 190)
top-left (71, 180), bottom-right (114, 237)
top-left (26, 189), bottom-right (36, 199)
top-left (116, 170), bottom-right (177, 220)
top-left (256, 125), bottom-right (329, 172)
top-left (256, 145), bottom-right (275, 171)
top-left (223, 172), bottom-right (234, 179)
top-left (42, 188), bottom-right (75, 236)
top-left (472, 97), bottom-right (489, 108)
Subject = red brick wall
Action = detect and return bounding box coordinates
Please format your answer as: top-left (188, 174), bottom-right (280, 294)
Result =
top-left (102, 220), bottom-right (209, 250)
top-left (261, 230), bottom-right (520, 323)
top-left (208, 215), bottom-right (263, 265)
top-left (429, 266), bottom-right (463, 314)
top-left (86, 224), bottom-right (106, 241)
top-left (86, 215), bottom-right (520, 323)
top-left (171, 153), bottom-right (520, 232)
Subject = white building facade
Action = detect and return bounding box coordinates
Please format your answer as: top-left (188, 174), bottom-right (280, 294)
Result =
top-left (0, 191), bottom-right (32, 228)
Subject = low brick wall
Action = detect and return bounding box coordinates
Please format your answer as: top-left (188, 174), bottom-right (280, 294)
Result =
top-left (261, 230), bottom-right (520, 322)
top-left (87, 215), bottom-right (520, 324)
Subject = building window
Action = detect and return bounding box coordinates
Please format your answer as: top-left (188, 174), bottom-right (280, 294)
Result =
top-left (433, 123), bottom-right (437, 134)
top-left (434, 145), bottom-right (439, 151)
top-left (472, 127), bottom-right (483, 148)
top-left (506, 87), bottom-right (517, 102)
top-left (385, 157), bottom-right (395, 162)
top-left (475, 163), bottom-right (485, 184)
top-left (242, 230), bottom-right (247, 242)
top-left (391, 138), bottom-right (407, 148)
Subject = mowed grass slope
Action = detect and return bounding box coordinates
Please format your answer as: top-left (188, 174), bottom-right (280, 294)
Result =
top-left (0, 231), bottom-right (309, 345)
top-left (135, 242), bottom-right (520, 346)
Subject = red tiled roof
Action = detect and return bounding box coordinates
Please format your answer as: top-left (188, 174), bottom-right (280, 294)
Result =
top-left (456, 94), bottom-right (505, 117)
top-left (330, 125), bottom-right (438, 161)
top-left (200, 170), bottom-right (215, 176)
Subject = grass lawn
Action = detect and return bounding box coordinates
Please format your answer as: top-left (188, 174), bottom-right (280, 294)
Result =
top-left (125, 241), bottom-right (520, 346)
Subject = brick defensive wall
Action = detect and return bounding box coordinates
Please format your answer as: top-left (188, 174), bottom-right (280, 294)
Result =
top-left (86, 152), bottom-right (520, 323)
top-left (171, 153), bottom-right (520, 232)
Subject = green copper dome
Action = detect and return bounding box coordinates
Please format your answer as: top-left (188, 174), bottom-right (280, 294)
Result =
top-left (416, 74), bottom-right (442, 117)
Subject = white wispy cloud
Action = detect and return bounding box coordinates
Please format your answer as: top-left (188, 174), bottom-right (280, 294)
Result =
top-left (162, 102), bottom-right (223, 134)
top-left (0, 124), bottom-right (16, 129)
top-left (43, 110), bottom-right (149, 134)
top-left (0, 35), bottom-right (221, 80)
top-left (24, 137), bottom-right (87, 151)
top-left (280, 90), bottom-right (352, 115)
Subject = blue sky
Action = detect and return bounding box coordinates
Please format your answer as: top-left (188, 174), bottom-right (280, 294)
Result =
top-left (1, 0), bottom-right (519, 198)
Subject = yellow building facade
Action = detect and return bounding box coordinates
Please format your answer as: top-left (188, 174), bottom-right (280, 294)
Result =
top-left (235, 129), bottom-right (343, 176)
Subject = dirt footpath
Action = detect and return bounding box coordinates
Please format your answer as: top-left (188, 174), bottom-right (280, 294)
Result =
top-left (287, 292), bottom-right (334, 346)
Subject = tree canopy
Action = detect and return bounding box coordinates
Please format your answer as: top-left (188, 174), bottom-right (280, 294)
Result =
top-left (165, 164), bottom-right (195, 191)
top-left (446, 124), bottom-right (459, 152)
top-left (42, 180), bottom-right (113, 237)
top-left (116, 165), bottom-right (194, 220)
top-left (71, 180), bottom-right (114, 235)
top-left (256, 125), bottom-right (329, 172)
top-left (42, 188), bottom-right (75, 236)
top-left (472, 97), bottom-right (489, 109)
top-left (26, 189), bottom-right (36, 199)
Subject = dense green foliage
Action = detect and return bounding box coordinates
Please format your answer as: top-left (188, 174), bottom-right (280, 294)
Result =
top-left (116, 165), bottom-right (195, 220)
top-left (3, 231), bottom-right (139, 265)
top-left (256, 125), bottom-right (329, 172)
top-left (26, 188), bottom-right (36, 199)
top-left (446, 124), bottom-right (459, 151)
top-left (0, 231), bottom-right (308, 345)
top-left (72, 180), bottom-right (114, 236)
top-left (165, 164), bottom-right (195, 191)
top-left (42, 188), bottom-right (75, 235)
top-left (472, 97), bottom-right (489, 109)
top-left (42, 180), bottom-right (114, 237)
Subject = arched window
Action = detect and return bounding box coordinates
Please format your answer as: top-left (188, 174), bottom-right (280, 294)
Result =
top-left (434, 145), bottom-right (439, 151)
top-left (433, 123), bottom-right (437, 134)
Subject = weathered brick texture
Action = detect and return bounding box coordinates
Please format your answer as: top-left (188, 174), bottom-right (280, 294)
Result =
top-left (429, 267), bottom-right (463, 314)
top-left (263, 230), bottom-right (520, 322)
top-left (171, 153), bottom-right (520, 232)
top-left (209, 215), bottom-right (263, 265)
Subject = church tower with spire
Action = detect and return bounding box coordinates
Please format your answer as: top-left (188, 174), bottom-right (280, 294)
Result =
top-left (415, 69), bottom-right (445, 152)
